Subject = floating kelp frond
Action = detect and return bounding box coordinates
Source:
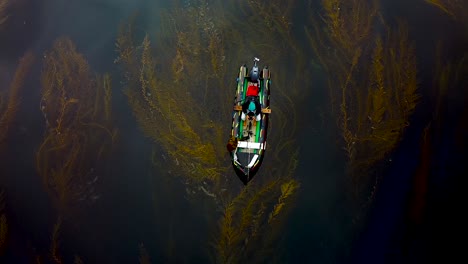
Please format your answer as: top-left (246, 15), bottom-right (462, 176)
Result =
top-left (307, 2), bottom-right (419, 203)
top-left (268, 179), bottom-right (300, 223)
top-left (423, 0), bottom-right (466, 20)
top-left (0, 51), bottom-right (35, 147)
top-left (0, 0), bottom-right (9, 26)
top-left (116, 14), bottom-right (226, 185)
top-left (37, 37), bottom-right (115, 217)
top-left (215, 177), bottom-right (300, 263)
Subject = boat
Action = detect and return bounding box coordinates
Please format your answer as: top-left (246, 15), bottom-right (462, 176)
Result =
top-left (228, 57), bottom-right (271, 185)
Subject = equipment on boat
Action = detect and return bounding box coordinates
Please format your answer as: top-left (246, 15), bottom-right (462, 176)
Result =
top-left (227, 57), bottom-right (271, 185)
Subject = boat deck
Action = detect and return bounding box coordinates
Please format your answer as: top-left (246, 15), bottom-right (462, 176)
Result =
top-left (241, 117), bottom-right (258, 154)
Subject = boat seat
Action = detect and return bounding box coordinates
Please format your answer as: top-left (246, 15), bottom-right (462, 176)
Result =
top-left (237, 141), bottom-right (264, 150)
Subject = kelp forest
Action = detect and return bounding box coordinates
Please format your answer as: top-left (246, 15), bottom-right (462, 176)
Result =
top-left (0, 0), bottom-right (467, 263)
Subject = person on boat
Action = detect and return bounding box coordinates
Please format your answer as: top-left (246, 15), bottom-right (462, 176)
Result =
top-left (242, 83), bottom-right (261, 121)
top-left (246, 82), bottom-right (259, 97)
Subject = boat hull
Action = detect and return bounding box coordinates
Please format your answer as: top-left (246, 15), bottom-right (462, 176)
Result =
top-left (230, 64), bottom-right (271, 184)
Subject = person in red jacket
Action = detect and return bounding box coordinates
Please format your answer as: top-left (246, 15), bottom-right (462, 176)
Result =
top-left (246, 83), bottom-right (259, 97)
top-left (242, 82), bottom-right (261, 121)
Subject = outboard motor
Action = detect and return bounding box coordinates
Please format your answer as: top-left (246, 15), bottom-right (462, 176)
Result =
top-left (250, 57), bottom-right (260, 82)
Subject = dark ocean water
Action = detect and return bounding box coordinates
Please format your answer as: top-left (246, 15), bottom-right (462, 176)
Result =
top-left (0, 0), bottom-right (467, 263)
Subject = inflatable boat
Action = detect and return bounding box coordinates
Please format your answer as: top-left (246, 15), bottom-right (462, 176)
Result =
top-left (228, 57), bottom-right (271, 185)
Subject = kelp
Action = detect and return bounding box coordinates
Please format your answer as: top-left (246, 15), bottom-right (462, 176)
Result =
top-left (240, 0), bottom-right (296, 50)
top-left (306, 0), bottom-right (379, 113)
top-left (115, 8), bottom-right (233, 251)
top-left (0, 51), bottom-right (35, 148)
top-left (46, 216), bottom-right (83, 264)
top-left (320, 0), bottom-right (379, 58)
top-left (0, 0), bottom-right (8, 26)
top-left (268, 179), bottom-right (300, 223)
top-left (116, 0), bottom-right (303, 262)
top-left (423, 0), bottom-right (468, 22)
top-left (119, 32), bottom-right (213, 184)
top-left (119, 33), bottom-right (223, 183)
top-left (36, 37), bottom-right (116, 217)
top-left (227, 0), bottom-right (302, 70)
top-left (216, 174), bottom-right (300, 263)
top-left (348, 23), bottom-right (418, 174)
top-left (115, 0), bottom-right (303, 186)
top-left (307, 1), bottom-right (419, 201)
top-left (50, 216), bottom-right (62, 264)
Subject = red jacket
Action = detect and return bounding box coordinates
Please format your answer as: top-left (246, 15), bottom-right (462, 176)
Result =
top-left (246, 85), bottom-right (259, 97)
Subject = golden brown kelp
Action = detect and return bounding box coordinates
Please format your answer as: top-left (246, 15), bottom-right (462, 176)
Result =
top-left (349, 23), bottom-right (418, 174)
top-left (306, 0), bottom-right (378, 164)
top-left (117, 0), bottom-right (304, 186)
top-left (116, 4), bottom-right (228, 187)
top-left (0, 51), bottom-right (35, 148)
top-left (46, 215), bottom-right (84, 264)
top-left (118, 19), bottom-right (242, 260)
top-left (117, 7), bottom-right (236, 261)
top-left (322, 0), bottom-right (378, 56)
top-left (423, 0), bottom-right (468, 22)
top-left (117, 2), bottom-right (303, 261)
top-left (134, 35), bottom-right (221, 182)
top-left (224, 0), bottom-right (303, 68)
top-left (307, 1), bottom-right (419, 199)
top-left (0, 0), bottom-right (8, 26)
top-left (50, 216), bottom-right (62, 264)
top-left (216, 176), bottom-right (300, 263)
top-left (36, 37), bottom-right (116, 216)
top-left (307, 0), bottom-right (379, 112)
top-left (166, 1), bottom-right (230, 120)
top-left (240, 0), bottom-right (296, 48)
